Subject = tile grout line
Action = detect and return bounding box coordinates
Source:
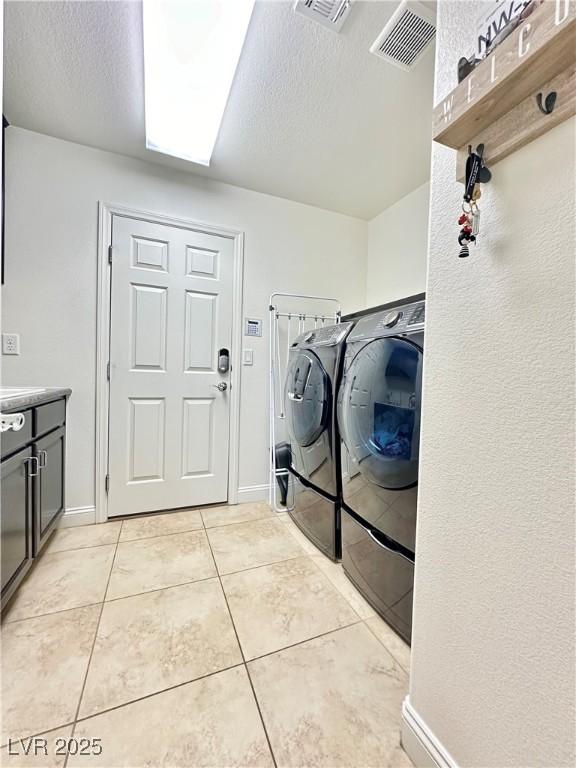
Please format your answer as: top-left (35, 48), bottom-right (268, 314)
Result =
top-left (2, 553), bottom-right (314, 627)
top-left (203, 523), bottom-right (278, 768)
top-left (201, 513), bottom-right (276, 531)
top-left (246, 619), bottom-right (364, 664)
top-left (64, 521), bottom-right (123, 766)
top-left (1, 572), bottom-right (219, 626)
top-left (217, 552), bottom-right (309, 579)
top-left (50, 504), bottom-right (276, 553)
top-left (362, 619), bottom-right (411, 675)
top-left (306, 552), bottom-right (377, 622)
top-left (52, 525), bottom-right (202, 551)
top-left (73, 662), bottom-right (246, 726)
top-left (50, 511), bottom-right (277, 554)
top-left (2, 599), bottom-right (106, 626)
top-left (103, 573), bottom-right (218, 605)
top-left (0, 722), bottom-right (76, 751)
top-left (4, 661), bottom-right (247, 747)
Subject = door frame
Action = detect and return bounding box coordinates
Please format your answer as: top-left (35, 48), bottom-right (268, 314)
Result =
top-left (95, 202), bottom-right (244, 523)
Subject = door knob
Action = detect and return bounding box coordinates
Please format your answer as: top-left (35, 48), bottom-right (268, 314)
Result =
top-left (213, 381), bottom-right (228, 392)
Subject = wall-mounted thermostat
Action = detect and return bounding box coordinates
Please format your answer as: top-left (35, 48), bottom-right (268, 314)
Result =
top-left (244, 318), bottom-right (262, 337)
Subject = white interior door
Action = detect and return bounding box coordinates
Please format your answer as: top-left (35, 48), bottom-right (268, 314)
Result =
top-left (107, 214), bottom-right (235, 517)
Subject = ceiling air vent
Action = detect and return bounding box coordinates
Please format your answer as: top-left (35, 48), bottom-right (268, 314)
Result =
top-left (293, 0), bottom-right (353, 33)
top-left (370, 0), bottom-right (436, 71)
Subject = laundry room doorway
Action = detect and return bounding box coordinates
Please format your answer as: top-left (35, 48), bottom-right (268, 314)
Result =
top-left (96, 205), bottom-right (244, 520)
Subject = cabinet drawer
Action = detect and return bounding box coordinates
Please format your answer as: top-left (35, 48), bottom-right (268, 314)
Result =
top-left (1, 410), bottom-right (33, 459)
top-left (341, 509), bottom-right (414, 644)
top-left (34, 399), bottom-right (66, 438)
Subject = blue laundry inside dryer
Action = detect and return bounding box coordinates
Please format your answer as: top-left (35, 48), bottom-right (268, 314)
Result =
top-left (372, 403), bottom-right (414, 460)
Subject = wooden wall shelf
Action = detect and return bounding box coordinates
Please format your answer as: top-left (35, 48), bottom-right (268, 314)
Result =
top-left (433, 0), bottom-right (576, 178)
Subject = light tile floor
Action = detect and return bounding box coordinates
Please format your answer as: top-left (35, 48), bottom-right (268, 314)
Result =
top-left (1, 502), bottom-right (412, 768)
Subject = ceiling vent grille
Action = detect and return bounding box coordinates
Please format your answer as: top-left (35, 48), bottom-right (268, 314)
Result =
top-left (293, 0), bottom-right (353, 33)
top-left (370, 0), bottom-right (436, 71)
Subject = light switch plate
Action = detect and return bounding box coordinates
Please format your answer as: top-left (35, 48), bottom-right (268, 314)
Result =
top-left (243, 349), bottom-right (254, 365)
top-left (2, 333), bottom-right (20, 355)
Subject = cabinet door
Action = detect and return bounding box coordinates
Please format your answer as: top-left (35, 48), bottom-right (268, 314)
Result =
top-left (1, 446), bottom-right (33, 602)
top-left (34, 427), bottom-right (65, 555)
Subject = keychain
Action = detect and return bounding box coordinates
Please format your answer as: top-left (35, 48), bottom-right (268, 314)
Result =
top-left (457, 144), bottom-right (490, 258)
top-left (458, 204), bottom-right (478, 258)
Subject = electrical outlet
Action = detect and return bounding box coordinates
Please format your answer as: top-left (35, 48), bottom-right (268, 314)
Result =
top-left (2, 333), bottom-right (20, 355)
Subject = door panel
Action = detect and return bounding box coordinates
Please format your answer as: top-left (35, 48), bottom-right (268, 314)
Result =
top-left (285, 351), bottom-right (328, 448)
top-left (184, 291), bottom-right (217, 370)
top-left (182, 399), bottom-right (214, 476)
top-left (128, 399), bottom-right (165, 482)
top-left (338, 338), bottom-right (423, 491)
top-left (284, 350), bottom-right (336, 495)
top-left (108, 216), bottom-right (234, 516)
top-left (131, 285), bottom-right (167, 370)
top-left (132, 236), bottom-right (168, 271)
top-left (186, 246), bottom-right (218, 277)
top-left (34, 427), bottom-right (65, 553)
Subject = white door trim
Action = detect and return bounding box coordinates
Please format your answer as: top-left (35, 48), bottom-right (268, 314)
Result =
top-left (96, 202), bottom-right (244, 523)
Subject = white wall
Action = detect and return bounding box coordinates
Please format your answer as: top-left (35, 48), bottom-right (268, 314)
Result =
top-left (404, 2), bottom-right (575, 766)
top-left (2, 128), bottom-right (367, 512)
top-left (366, 182), bottom-right (430, 307)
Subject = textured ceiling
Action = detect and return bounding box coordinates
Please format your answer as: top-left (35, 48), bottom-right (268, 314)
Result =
top-left (4, 0), bottom-right (435, 219)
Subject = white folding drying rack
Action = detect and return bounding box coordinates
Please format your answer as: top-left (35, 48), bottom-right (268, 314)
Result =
top-left (268, 292), bottom-right (341, 512)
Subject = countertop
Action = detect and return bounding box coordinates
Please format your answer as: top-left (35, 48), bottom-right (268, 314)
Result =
top-left (0, 387), bottom-right (72, 411)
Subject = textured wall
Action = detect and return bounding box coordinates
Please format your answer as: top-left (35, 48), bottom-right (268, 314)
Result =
top-left (408, 1), bottom-right (576, 766)
top-left (366, 182), bottom-right (430, 307)
top-left (2, 128), bottom-right (367, 510)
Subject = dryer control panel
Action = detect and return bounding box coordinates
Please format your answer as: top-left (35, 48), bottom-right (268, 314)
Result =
top-left (293, 321), bottom-right (353, 348)
top-left (349, 301), bottom-right (425, 341)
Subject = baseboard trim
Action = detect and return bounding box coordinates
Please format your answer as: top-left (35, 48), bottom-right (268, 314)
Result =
top-left (62, 488), bottom-right (270, 526)
top-left (237, 484), bottom-right (270, 503)
top-left (402, 697), bottom-right (458, 768)
top-left (60, 506), bottom-right (96, 528)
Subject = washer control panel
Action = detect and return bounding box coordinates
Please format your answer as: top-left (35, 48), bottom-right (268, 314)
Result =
top-left (350, 301), bottom-right (425, 341)
top-left (382, 310), bottom-right (402, 328)
top-left (407, 303), bottom-right (425, 326)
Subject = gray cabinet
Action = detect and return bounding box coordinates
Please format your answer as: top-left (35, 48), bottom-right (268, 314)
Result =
top-left (1, 397), bottom-right (67, 608)
top-left (1, 446), bottom-right (33, 599)
top-left (34, 427), bottom-right (65, 555)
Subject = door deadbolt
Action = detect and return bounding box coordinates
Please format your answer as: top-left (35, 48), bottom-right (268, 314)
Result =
top-left (218, 348), bottom-right (230, 374)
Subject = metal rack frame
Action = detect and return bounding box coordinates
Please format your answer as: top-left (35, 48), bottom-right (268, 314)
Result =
top-left (268, 292), bottom-right (341, 513)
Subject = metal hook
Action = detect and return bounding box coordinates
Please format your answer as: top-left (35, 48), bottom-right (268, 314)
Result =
top-left (536, 91), bottom-right (557, 115)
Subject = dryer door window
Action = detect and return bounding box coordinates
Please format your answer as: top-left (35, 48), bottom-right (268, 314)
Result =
top-left (285, 351), bottom-right (330, 448)
top-left (339, 338), bottom-right (422, 490)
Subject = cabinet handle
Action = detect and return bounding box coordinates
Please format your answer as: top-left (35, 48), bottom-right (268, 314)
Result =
top-left (27, 456), bottom-right (40, 477)
top-left (0, 412), bottom-right (25, 432)
top-left (38, 450), bottom-right (48, 469)
top-left (366, 528), bottom-right (414, 564)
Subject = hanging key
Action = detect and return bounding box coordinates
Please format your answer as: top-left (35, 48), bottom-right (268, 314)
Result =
top-left (471, 205), bottom-right (481, 237)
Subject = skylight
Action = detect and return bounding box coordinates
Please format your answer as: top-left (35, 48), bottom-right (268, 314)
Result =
top-left (143, 0), bottom-right (256, 166)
